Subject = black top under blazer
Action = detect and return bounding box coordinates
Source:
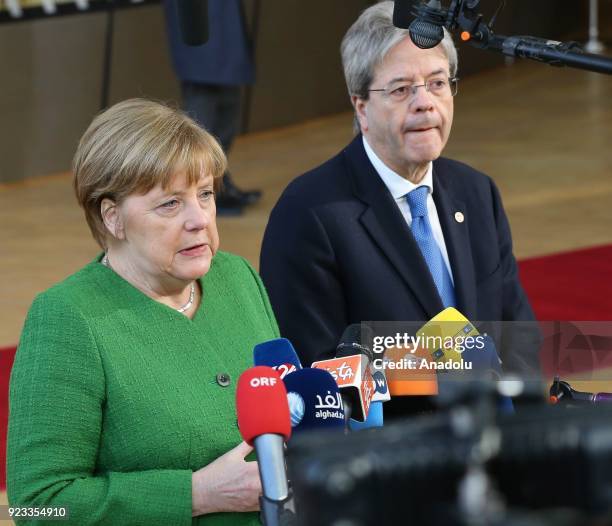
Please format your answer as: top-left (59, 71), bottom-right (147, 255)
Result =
top-left (260, 134), bottom-right (538, 375)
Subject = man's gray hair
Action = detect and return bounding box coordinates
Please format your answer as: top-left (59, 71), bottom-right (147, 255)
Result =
top-left (341, 0), bottom-right (458, 101)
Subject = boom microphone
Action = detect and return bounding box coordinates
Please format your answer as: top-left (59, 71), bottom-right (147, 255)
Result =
top-left (176, 0), bottom-right (209, 46)
top-left (392, 0), bottom-right (414, 29)
top-left (405, 0), bottom-right (448, 50)
top-left (254, 338), bottom-right (302, 379)
top-left (283, 368), bottom-right (345, 434)
top-left (236, 366), bottom-right (292, 526)
top-left (395, 0), bottom-right (612, 75)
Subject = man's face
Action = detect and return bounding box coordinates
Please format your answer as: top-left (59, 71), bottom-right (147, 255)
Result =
top-left (354, 37), bottom-right (454, 179)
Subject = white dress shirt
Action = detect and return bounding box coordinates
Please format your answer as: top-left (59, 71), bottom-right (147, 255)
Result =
top-left (362, 136), bottom-right (455, 284)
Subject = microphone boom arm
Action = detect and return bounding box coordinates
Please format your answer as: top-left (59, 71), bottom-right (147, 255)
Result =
top-left (447, 0), bottom-right (612, 75)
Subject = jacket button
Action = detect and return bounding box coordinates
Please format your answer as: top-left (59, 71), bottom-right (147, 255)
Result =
top-left (216, 373), bottom-right (231, 387)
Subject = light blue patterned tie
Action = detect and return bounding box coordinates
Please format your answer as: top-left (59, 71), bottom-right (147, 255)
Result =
top-left (406, 186), bottom-right (456, 308)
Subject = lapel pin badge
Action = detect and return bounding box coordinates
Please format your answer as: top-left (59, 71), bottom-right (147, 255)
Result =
top-left (454, 212), bottom-right (465, 223)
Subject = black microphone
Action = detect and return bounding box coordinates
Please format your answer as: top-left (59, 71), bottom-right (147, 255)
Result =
top-left (550, 377), bottom-right (612, 405)
top-left (392, 0), bottom-right (414, 29)
top-left (176, 0), bottom-right (209, 46)
top-left (406, 0), bottom-right (448, 50)
top-left (395, 0), bottom-right (612, 75)
top-left (336, 323), bottom-right (375, 361)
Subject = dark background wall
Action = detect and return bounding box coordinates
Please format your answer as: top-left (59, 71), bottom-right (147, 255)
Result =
top-left (0, 0), bottom-right (594, 182)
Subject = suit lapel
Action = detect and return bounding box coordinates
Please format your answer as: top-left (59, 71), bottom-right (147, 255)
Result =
top-left (432, 164), bottom-right (478, 319)
top-left (343, 136), bottom-right (444, 319)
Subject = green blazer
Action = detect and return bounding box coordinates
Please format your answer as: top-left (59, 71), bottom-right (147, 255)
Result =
top-left (8, 251), bottom-right (279, 525)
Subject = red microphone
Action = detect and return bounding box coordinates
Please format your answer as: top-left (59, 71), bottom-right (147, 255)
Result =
top-left (236, 366), bottom-right (293, 525)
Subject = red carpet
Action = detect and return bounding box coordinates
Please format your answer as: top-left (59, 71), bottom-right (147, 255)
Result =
top-left (0, 245), bottom-right (610, 491)
top-left (1, 345), bottom-right (16, 491)
top-left (518, 245), bottom-right (612, 321)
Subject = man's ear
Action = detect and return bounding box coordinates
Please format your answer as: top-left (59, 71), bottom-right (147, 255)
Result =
top-left (351, 95), bottom-right (369, 133)
top-left (100, 198), bottom-right (125, 240)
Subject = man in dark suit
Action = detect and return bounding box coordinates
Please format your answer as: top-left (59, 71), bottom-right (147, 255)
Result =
top-left (260, 2), bottom-right (538, 414)
top-left (163, 0), bottom-right (261, 214)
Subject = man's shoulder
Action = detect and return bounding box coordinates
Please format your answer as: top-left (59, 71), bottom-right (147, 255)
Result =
top-left (282, 147), bottom-right (353, 203)
top-left (434, 157), bottom-right (492, 187)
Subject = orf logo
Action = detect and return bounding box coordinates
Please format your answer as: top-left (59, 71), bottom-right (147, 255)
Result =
top-left (250, 377), bottom-right (277, 388)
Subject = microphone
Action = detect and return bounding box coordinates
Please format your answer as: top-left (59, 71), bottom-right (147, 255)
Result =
top-left (550, 377), bottom-right (612, 405)
top-left (341, 324), bottom-right (391, 405)
top-left (337, 323), bottom-right (387, 429)
top-left (392, 0), bottom-right (414, 29)
top-left (395, 0), bottom-right (612, 75)
top-left (254, 338), bottom-right (302, 379)
top-left (382, 308), bottom-right (512, 412)
top-left (381, 307), bottom-right (471, 398)
top-left (176, 0), bottom-right (209, 46)
top-left (415, 307), bottom-right (512, 412)
top-left (461, 334), bottom-right (503, 378)
top-left (311, 354), bottom-right (375, 422)
top-left (283, 368), bottom-right (345, 434)
top-left (236, 366), bottom-right (292, 526)
top-left (336, 323), bottom-right (374, 361)
top-left (398, 0), bottom-right (448, 50)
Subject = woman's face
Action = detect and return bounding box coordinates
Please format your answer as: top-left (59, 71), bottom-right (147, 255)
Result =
top-left (111, 170), bottom-right (219, 288)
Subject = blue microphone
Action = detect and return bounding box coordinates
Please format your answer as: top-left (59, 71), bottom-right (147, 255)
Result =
top-left (283, 368), bottom-right (345, 435)
top-left (254, 338), bottom-right (302, 380)
top-left (462, 334), bottom-right (503, 376)
top-left (335, 323), bottom-right (385, 430)
top-left (462, 334), bottom-right (513, 414)
top-left (349, 402), bottom-right (383, 431)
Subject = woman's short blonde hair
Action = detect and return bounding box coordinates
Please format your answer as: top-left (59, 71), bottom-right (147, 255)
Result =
top-left (73, 98), bottom-right (227, 248)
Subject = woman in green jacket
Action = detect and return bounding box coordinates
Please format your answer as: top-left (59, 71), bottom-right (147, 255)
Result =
top-left (7, 98), bottom-right (279, 525)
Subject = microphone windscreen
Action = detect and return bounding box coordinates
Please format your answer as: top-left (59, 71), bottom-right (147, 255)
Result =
top-left (408, 19), bottom-right (445, 49)
top-left (253, 338), bottom-right (302, 379)
top-left (462, 335), bottom-right (503, 377)
top-left (350, 401), bottom-right (384, 430)
top-left (392, 0), bottom-right (414, 29)
top-left (385, 345), bottom-right (439, 396)
top-left (283, 368), bottom-right (345, 434)
top-left (176, 0), bottom-right (209, 46)
top-left (236, 366), bottom-right (291, 445)
top-left (372, 369), bottom-right (390, 400)
top-left (337, 323), bottom-right (374, 360)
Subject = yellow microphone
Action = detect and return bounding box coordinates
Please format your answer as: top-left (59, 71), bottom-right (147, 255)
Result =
top-left (385, 307), bottom-right (480, 396)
